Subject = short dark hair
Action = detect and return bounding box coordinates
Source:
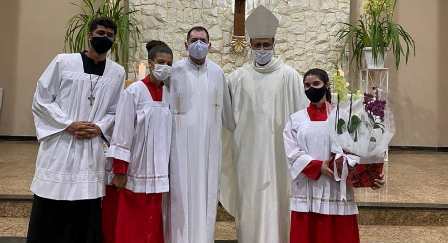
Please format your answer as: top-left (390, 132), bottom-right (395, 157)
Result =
top-left (146, 40), bottom-right (173, 60)
top-left (303, 68), bottom-right (332, 103)
top-left (186, 26), bottom-right (209, 42)
top-left (89, 17), bottom-right (117, 34)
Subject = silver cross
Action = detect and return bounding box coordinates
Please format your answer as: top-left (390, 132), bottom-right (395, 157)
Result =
top-left (88, 94), bottom-right (95, 106)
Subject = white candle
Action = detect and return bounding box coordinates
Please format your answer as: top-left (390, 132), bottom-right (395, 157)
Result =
top-left (138, 61), bottom-right (146, 80)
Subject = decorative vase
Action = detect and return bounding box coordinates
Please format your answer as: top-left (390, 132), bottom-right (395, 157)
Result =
top-left (363, 47), bottom-right (386, 69)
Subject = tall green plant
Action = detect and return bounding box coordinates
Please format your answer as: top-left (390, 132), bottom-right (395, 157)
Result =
top-left (337, 0), bottom-right (415, 69)
top-left (64, 0), bottom-right (141, 75)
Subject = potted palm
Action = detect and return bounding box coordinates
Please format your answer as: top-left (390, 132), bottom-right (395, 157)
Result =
top-left (337, 0), bottom-right (415, 69)
top-left (64, 0), bottom-right (141, 77)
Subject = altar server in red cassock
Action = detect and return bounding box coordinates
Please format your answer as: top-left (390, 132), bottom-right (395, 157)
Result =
top-left (283, 68), bottom-right (384, 243)
top-left (102, 41), bottom-right (173, 243)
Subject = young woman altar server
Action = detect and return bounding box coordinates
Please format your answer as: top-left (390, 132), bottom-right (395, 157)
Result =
top-left (102, 41), bottom-right (173, 243)
top-left (283, 68), bottom-right (384, 243)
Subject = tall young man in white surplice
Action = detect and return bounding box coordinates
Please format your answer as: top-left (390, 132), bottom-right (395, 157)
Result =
top-left (27, 17), bottom-right (125, 243)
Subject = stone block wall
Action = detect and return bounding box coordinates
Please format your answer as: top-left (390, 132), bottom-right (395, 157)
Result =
top-left (129, 0), bottom-right (350, 76)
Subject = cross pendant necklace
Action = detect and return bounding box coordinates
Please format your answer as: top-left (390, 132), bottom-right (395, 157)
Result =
top-left (88, 93), bottom-right (95, 106)
top-left (89, 74), bottom-right (101, 106)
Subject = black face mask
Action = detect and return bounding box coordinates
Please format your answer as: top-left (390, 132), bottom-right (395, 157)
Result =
top-left (90, 36), bottom-right (113, 54)
top-left (305, 87), bottom-right (327, 103)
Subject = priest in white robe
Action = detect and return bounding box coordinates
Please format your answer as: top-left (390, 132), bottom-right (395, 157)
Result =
top-left (165, 26), bottom-right (234, 243)
top-left (220, 6), bottom-right (308, 243)
top-left (27, 17), bottom-right (125, 243)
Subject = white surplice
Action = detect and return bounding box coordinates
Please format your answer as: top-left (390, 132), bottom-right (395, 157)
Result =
top-left (31, 53), bottom-right (125, 201)
top-left (283, 108), bottom-right (358, 215)
top-left (106, 81), bottom-right (172, 193)
top-left (165, 58), bottom-right (233, 243)
top-left (220, 57), bottom-right (308, 243)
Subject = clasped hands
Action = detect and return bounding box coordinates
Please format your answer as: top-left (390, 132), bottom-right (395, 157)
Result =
top-left (65, 121), bottom-right (102, 139)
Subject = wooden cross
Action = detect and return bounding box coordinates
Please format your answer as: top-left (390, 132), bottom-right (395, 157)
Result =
top-left (231, 0), bottom-right (247, 53)
top-left (234, 0), bottom-right (246, 37)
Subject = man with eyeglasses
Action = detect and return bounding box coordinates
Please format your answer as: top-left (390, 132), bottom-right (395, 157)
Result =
top-left (220, 6), bottom-right (308, 243)
top-left (165, 26), bottom-right (234, 243)
top-left (27, 17), bottom-right (124, 243)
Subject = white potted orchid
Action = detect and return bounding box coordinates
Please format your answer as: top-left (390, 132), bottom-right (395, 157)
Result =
top-left (329, 69), bottom-right (394, 188)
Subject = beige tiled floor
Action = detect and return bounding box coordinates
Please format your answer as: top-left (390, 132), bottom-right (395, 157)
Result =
top-left (359, 225), bottom-right (448, 243)
top-left (355, 151), bottom-right (448, 204)
top-left (215, 222), bottom-right (237, 240)
top-left (1, 141), bottom-right (447, 242)
top-left (0, 141), bottom-right (448, 205)
top-left (0, 141), bottom-right (36, 195)
top-left (2, 219), bottom-right (447, 242)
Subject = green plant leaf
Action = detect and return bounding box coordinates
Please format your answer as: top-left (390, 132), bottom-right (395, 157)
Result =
top-left (337, 119), bottom-right (346, 134)
top-left (373, 123), bottom-right (385, 133)
top-left (336, 0), bottom-right (415, 70)
top-left (348, 115), bottom-right (361, 134)
top-left (373, 123), bottom-right (384, 129)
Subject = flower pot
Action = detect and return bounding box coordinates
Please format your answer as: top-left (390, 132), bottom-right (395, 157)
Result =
top-left (363, 47), bottom-right (386, 69)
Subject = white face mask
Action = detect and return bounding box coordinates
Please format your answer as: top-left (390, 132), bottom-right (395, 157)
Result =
top-left (188, 40), bottom-right (209, 60)
top-left (253, 49), bottom-right (274, 65)
top-left (152, 64), bottom-right (172, 81)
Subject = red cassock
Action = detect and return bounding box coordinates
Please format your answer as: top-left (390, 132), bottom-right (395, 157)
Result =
top-left (102, 76), bottom-right (165, 243)
top-left (289, 103), bottom-right (360, 243)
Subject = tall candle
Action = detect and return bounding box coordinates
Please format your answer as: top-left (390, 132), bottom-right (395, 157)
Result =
top-left (138, 61), bottom-right (146, 80)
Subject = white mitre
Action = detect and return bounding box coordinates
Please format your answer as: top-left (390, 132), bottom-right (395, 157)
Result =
top-left (246, 5), bottom-right (279, 38)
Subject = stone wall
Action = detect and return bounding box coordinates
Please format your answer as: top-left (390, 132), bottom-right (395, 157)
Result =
top-left (129, 0), bottom-right (350, 76)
